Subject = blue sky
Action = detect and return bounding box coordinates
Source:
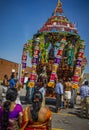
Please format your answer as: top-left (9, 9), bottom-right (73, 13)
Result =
top-left (0, 0), bottom-right (89, 73)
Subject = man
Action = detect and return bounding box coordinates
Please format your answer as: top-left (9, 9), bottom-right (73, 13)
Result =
top-left (55, 79), bottom-right (64, 112)
top-left (39, 82), bottom-right (46, 107)
top-left (25, 78), bottom-right (30, 102)
top-left (9, 74), bottom-right (16, 88)
top-left (64, 78), bottom-right (72, 108)
top-left (80, 80), bottom-right (89, 118)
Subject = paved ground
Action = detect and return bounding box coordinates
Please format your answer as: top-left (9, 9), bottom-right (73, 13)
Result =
top-left (22, 99), bottom-right (89, 130)
top-left (51, 106), bottom-right (89, 130)
top-left (0, 85), bottom-right (89, 130)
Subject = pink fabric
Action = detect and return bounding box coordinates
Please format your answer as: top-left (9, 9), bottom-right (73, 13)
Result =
top-left (0, 104), bottom-right (22, 119)
top-left (0, 104), bottom-right (23, 129)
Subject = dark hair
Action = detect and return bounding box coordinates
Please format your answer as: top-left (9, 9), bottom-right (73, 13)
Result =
top-left (31, 91), bottom-right (43, 122)
top-left (10, 74), bottom-right (15, 79)
top-left (4, 74), bottom-right (8, 79)
top-left (32, 90), bottom-right (43, 103)
top-left (2, 88), bottom-right (18, 130)
top-left (58, 78), bottom-right (63, 82)
top-left (42, 82), bottom-right (44, 86)
top-left (84, 81), bottom-right (89, 86)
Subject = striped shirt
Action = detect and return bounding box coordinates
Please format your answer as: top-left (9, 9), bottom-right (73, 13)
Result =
top-left (55, 82), bottom-right (63, 95)
top-left (80, 85), bottom-right (89, 98)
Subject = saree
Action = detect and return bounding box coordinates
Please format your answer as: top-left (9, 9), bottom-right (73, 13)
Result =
top-left (0, 104), bottom-right (23, 130)
top-left (20, 106), bottom-right (51, 130)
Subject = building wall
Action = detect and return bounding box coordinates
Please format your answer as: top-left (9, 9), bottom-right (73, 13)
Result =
top-left (0, 58), bottom-right (89, 83)
top-left (0, 58), bottom-right (31, 81)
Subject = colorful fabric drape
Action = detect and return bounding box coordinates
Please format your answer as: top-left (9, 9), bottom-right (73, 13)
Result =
top-left (72, 42), bottom-right (85, 89)
top-left (28, 38), bottom-right (40, 88)
top-left (48, 37), bottom-right (67, 88)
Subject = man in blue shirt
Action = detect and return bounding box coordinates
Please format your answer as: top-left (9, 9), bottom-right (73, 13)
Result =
top-left (80, 80), bottom-right (89, 118)
top-left (9, 74), bottom-right (16, 88)
top-left (55, 78), bottom-right (64, 112)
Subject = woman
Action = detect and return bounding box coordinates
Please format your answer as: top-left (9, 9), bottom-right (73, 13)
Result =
top-left (0, 88), bottom-right (23, 130)
top-left (20, 91), bottom-right (51, 130)
top-left (15, 80), bottom-right (22, 105)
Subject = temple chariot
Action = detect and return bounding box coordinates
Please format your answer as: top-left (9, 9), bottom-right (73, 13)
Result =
top-left (21, 0), bottom-right (87, 96)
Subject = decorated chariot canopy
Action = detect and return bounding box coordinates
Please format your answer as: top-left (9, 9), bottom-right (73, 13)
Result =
top-left (21, 0), bottom-right (87, 89)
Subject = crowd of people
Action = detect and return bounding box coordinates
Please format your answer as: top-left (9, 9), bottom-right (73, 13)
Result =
top-left (0, 72), bottom-right (89, 129)
top-left (0, 72), bottom-right (51, 130)
top-left (1, 72), bottom-right (22, 105)
top-left (54, 78), bottom-right (89, 119)
top-left (54, 78), bottom-right (76, 112)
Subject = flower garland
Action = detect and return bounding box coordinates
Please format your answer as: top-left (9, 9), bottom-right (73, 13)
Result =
top-left (48, 37), bottom-right (67, 88)
top-left (21, 43), bottom-right (28, 84)
top-left (28, 38), bottom-right (40, 88)
top-left (72, 42), bottom-right (85, 89)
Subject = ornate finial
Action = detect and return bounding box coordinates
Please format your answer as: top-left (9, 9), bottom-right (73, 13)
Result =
top-left (58, 0), bottom-right (62, 7)
top-left (53, 0), bottom-right (63, 15)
